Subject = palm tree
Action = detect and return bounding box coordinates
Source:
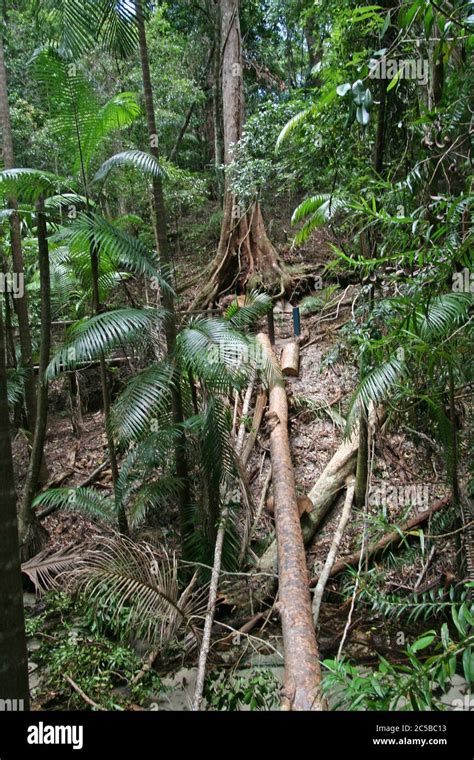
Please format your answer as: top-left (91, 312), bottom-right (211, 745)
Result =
top-left (30, 47), bottom-right (146, 535)
top-left (132, 0), bottom-right (192, 550)
top-left (34, 291), bottom-right (275, 564)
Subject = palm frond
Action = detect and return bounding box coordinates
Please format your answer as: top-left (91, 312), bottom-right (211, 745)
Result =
top-left (408, 293), bottom-right (472, 342)
top-left (71, 535), bottom-right (207, 650)
top-left (44, 193), bottom-right (90, 212)
top-left (47, 308), bottom-right (165, 377)
top-left (6, 367), bottom-right (27, 408)
top-left (57, 212), bottom-right (169, 284)
top-left (291, 194), bottom-right (347, 244)
top-left (79, 94), bottom-right (140, 171)
top-left (21, 546), bottom-right (81, 594)
top-left (0, 168), bottom-right (63, 203)
top-left (276, 107), bottom-right (312, 149)
top-left (128, 477), bottom-right (185, 528)
top-left (111, 363), bottom-right (174, 444)
top-left (94, 150), bottom-right (168, 184)
top-left (33, 487), bottom-right (115, 521)
top-left (96, 0), bottom-right (139, 58)
top-left (224, 290), bottom-right (272, 328)
top-left (32, 48), bottom-right (139, 173)
top-left (49, 0), bottom-right (98, 57)
top-left (178, 316), bottom-right (280, 391)
top-left (347, 356), bottom-right (406, 430)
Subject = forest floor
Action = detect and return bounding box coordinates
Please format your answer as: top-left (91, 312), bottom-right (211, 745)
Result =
top-left (18, 293), bottom-right (468, 710)
top-left (14, 224), bottom-right (471, 710)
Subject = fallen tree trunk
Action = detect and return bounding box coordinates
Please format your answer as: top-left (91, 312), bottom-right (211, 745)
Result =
top-left (240, 389), bottom-right (267, 468)
top-left (191, 507), bottom-right (227, 711)
top-left (309, 496), bottom-right (451, 586)
top-left (312, 477), bottom-right (355, 627)
top-left (281, 342), bottom-right (300, 377)
top-left (257, 333), bottom-right (324, 711)
top-left (256, 432), bottom-right (358, 582)
top-left (257, 405), bottom-right (384, 581)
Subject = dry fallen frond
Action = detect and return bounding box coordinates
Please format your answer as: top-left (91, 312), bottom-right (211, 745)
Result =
top-left (21, 545), bottom-right (81, 594)
top-left (69, 534), bottom-right (208, 652)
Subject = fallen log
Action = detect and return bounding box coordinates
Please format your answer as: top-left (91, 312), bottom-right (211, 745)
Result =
top-left (309, 496), bottom-right (451, 587)
top-left (257, 333), bottom-right (324, 711)
top-left (265, 494), bottom-right (313, 519)
top-left (241, 389), bottom-right (267, 468)
top-left (312, 477), bottom-right (355, 627)
top-left (256, 405), bottom-right (384, 580)
top-left (281, 342), bottom-right (300, 377)
top-left (191, 507), bottom-right (227, 711)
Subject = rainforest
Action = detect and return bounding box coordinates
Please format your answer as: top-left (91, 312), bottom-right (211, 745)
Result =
top-left (0, 0), bottom-right (472, 736)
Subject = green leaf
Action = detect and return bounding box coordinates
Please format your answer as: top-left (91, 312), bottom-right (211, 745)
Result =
top-left (94, 150), bottom-right (169, 184)
top-left (411, 632), bottom-right (436, 652)
top-left (381, 10), bottom-right (391, 37)
top-left (33, 487), bottom-right (115, 521)
top-left (462, 647), bottom-right (473, 685)
top-left (356, 105), bottom-right (370, 125)
top-left (47, 308), bottom-right (165, 377)
top-left (387, 67), bottom-right (402, 92)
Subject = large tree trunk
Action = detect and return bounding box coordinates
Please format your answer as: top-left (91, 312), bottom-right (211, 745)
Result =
top-left (0, 33), bottom-right (37, 433)
top-left (135, 0), bottom-right (191, 554)
top-left (191, 0), bottom-right (290, 309)
top-left (257, 334), bottom-right (324, 711)
top-left (18, 200), bottom-right (50, 560)
top-left (0, 303), bottom-right (30, 708)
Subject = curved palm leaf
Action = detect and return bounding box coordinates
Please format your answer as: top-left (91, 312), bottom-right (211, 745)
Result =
top-left (21, 546), bottom-right (81, 594)
top-left (80, 93), bottom-right (140, 170)
top-left (346, 356), bottom-right (406, 430)
top-left (72, 535), bottom-right (207, 650)
top-left (111, 363), bottom-right (174, 444)
top-left (47, 307), bottom-right (165, 377)
top-left (224, 290), bottom-right (272, 328)
top-left (32, 487), bottom-right (115, 521)
top-left (406, 293), bottom-right (472, 342)
top-left (276, 107), bottom-right (313, 149)
top-left (6, 367), bottom-right (27, 408)
top-left (94, 150), bottom-right (168, 184)
top-left (128, 477), bottom-right (185, 528)
top-left (56, 212), bottom-right (168, 285)
top-left (292, 194), bottom-right (348, 244)
top-left (178, 316), bottom-right (280, 391)
top-left (0, 168), bottom-right (64, 203)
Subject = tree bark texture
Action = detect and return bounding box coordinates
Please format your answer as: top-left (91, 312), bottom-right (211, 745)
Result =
top-left (0, 303), bottom-right (30, 707)
top-left (257, 333), bottom-right (324, 711)
top-left (18, 200), bottom-right (51, 559)
top-left (0, 33), bottom-right (37, 432)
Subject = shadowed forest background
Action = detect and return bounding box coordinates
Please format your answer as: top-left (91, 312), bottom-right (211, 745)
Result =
top-left (0, 0), bottom-right (472, 713)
